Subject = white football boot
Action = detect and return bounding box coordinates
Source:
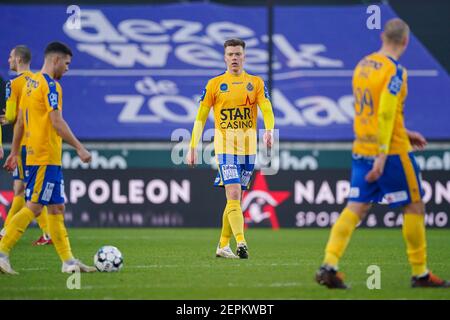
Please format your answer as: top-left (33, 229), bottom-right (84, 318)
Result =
top-left (216, 245), bottom-right (238, 259)
top-left (62, 258), bottom-right (97, 273)
top-left (0, 253), bottom-right (18, 275)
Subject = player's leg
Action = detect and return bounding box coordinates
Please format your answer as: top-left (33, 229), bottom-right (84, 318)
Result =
top-left (32, 205), bottom-right (52, 246)
top-left (403, 202), bottom-right (449, 287)
top-left (323, 201), bottom-right (370, 268)
top-left (0, 180), bottom-right (25, 238)
top-left (44, 166), bottom-right (95, 273)
top-left (315, 202), bottom-right (370, 289)
top-left (316, 155), bottom-right (379, 289)
top-left (392, 153), bottom-right (449, 287)
top-left (214, 155), bottom-right (240, 258)
top-left (0, 201), bottom-right (42, 275)
top-left (225, 183), bottom-right (248, 259)
top-left (1, 147), bottom-right (27, 234)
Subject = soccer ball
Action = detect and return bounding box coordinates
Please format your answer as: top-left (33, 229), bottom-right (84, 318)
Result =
top-left (94, 246), bottom-right (123, 272)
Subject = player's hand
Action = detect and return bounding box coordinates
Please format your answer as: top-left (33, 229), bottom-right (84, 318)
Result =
top-left (0, 113), bottom-right (6, 125)
top-left (3, 153), bottom-right (17, 172)
top-left (0, 147), bottom-right (3, 160)
top-left (77, 147), bottom-right (92, 163)
top-left (407, 130), bottom-right (427, 151)
top-left (186, 148), bottom-right (197, 167)
top-left (365, 153), bottom-right (387, 183)
top-left (263, 130), bottom-right (274, 149)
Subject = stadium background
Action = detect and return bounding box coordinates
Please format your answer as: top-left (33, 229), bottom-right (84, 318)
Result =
top-left (1, 0), bottom-right (449, 229)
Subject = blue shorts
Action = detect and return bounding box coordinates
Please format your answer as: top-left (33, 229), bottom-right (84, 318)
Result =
top-left (12, 146), bottom-right (29, 182)
top-left (25, 165), bottom-right (65, 205)
top-left (349, 153), bottom-right (424, 208)
top-left (214, 154), bottom-right (255, 190)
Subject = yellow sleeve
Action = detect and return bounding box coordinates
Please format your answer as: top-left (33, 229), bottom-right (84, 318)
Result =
top-left (378, 66), bottom-right (404, 153)
top-left (189, 81), bottom-right (214, 148)
top-left (256, 78), bottom-right (274, 130)
top-left (5, 80), bottom-right (17, 124)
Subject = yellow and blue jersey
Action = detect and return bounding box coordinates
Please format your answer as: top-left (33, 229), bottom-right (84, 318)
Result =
top-left (352, 52), bottom-right (411, 156)
top-left (200, 70), bottom-right (271, 156)
top-left (349, 53), bottom-right (423, 207)
top-left (5, 70), bottom-right (34, 147)
top-left (24, 72), bottom-right (63, 166)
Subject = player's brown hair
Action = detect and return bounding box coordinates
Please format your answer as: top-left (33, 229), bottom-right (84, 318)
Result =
top-left (14, 45), bottom-right (31, 64)
top-left (44, 41), bottom-right (73, 57)
top-left (224, 38), bottom-right (246, 50)
top-left (382, 18), bottom-right (410, 45)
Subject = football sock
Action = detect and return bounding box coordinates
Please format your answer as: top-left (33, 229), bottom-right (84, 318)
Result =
top-left (323, 207), bottom-right (360, 268)
top-left (36, 206), bottom-right (50, 238)
top-left (48, 214), bottom-right (73, 262)
top-left (226, 199), bottom-right (246, 244)
top-left (219, 208), bottom-right (232, 248)
top-left (4, 195), bottom-right (25, 228)
top-left (402, 213), bottom-right (427, 276)
top-left (0, 207), bottom-right (35, 255)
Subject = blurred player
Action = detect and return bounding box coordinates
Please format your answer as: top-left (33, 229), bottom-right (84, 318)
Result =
top-left (0, 42), bottom-right (95, 274)
top-left (187, 38), bottom-right (275, 259)
top-left (315, 19), bottom-right (449, 288)
top-left (0, 45), bottom-right (52, 246)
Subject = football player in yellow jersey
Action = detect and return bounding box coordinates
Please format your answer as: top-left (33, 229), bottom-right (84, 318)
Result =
top-left (187, 38), bottom-right (275, 259)
top-left (315, 19), bottom-right (449, 288)
top-left (0, 42), bottom-right (95, 274)
top-left (0, 45), bottom-right (52, 246)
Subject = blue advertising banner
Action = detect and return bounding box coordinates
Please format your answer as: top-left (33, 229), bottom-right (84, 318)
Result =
top-left (0, 3), bottom-right (448, 140)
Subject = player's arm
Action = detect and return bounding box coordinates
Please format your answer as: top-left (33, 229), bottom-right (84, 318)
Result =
top-left (49, 110), bottom-right (91, 163)
top-left (4, 80), bottom-right (18, 125)
top-left (3, 107), bottom-right (24, 171)
top-left (187, 83), bottom-right (213, 166)
top-left (257, 79), bottom-right (275, 148)
top-left (407, 129), bottom-right (427, 150)
top-left (366, 67), bottom-right (404, 182)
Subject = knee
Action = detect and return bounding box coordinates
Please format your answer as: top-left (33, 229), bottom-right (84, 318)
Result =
top-left (346, 202), bottom-right (371, 219)
top-left (226, 187), bottom-right (241, 201)
top-left (403, 202), bottom-right (425, 215)
top-left (48, 204), bottom-right (65, 215)
top-left (14, 184), bottom-right (25, 197)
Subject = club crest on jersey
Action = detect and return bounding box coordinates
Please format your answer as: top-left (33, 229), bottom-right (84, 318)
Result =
top-left (199, 89), bottom-right (207, 102)
top-left (246, 82), bottom-right (254, 92)
top-left (220, 83), bottom-right (228, 92)
top-left (48, 92), bottom-right (59, 108)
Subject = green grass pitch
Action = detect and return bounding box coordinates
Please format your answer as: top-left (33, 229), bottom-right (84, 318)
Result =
top-left (1, 228), bottom-right (449, 299)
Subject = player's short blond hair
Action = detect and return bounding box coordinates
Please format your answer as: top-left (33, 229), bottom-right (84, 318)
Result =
top-left (224, 38), bottom-right (246, 51)
top-left (382, 18), bottom-right (410, 45)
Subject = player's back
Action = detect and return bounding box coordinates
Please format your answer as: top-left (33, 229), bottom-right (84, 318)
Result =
top-left (25, 72), bottom-right (63, 166)
top-left (352, 52), bottom-right (411, 156)
top-left (6, 70), bottom-right (34, 146)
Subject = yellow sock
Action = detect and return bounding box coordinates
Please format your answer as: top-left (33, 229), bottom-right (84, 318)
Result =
top-left (0, 207), bottom-right (35, 255)
top-left (35, 206), bottom-right (50, 237)
top-left (402, 213), bottom-right (427, 276)
top-left (4, 195), bottom-right (25, 227)
top-left (219, 209), bottom-right (232, 248)
top-left (226, 199), bottom-right (246, 243)
top-left (323, 207), bottom-right (360, 268)
top-left (48, 214), bottom-right (73, 262)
